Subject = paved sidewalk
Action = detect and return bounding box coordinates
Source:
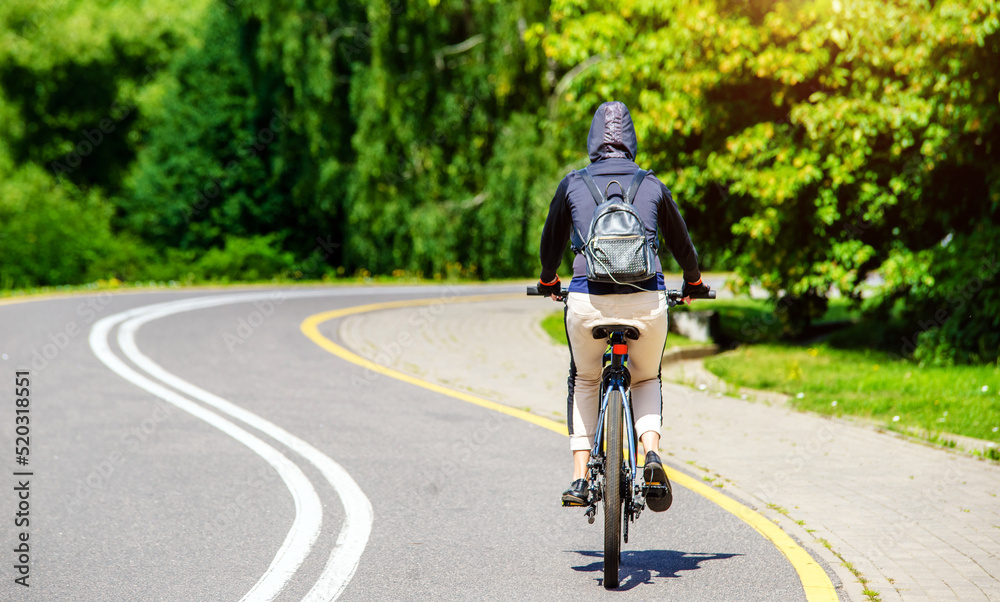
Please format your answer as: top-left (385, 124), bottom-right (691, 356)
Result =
top-left (340, 296), bottom-right (1000, 601)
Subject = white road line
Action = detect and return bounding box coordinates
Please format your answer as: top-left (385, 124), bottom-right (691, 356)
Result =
top-left (90, 288), bottom-right (438, 600)
top-left (90, 308), bottom-right (323, 601)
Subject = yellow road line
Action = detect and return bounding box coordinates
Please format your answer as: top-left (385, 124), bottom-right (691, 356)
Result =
top-left (300, 294), bottom-right (838, 602)
top-left (663, 470), bottom-right (837, 601)
top-left (0, 291), bottom-right (87, 307)
top-left (300, 294), bottom-right (567, 436)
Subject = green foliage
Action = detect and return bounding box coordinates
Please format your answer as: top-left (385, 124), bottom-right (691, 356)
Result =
top-left (475, 113), bottom-right (565, 277)
top-left (0, 164), bottom-right (113, 288)
top-left (0, 0), bottom-right (211, 191)
top-left (122, 4), bottom-right (277, 249)
top-left (540, 0), bottom-right (1000, 355)
top-left (346, 0), bottom-right (552, 277)
top-left (871, 222), bottom-right (1000, 364)
top-left (705, 344), bottom-right (1000, 443)
top-left (122, 0), bottom-right (554, 278)
top-left (0, 163), bottom-right (291, 287)
top-left (0, 0), bottom-right (212, 287)
top-left (2, 0), bottom-right (999, 365)
top-left (121, 1), bottom-right (346, 265)
top-left (193, 234), bottom-right (295, 282)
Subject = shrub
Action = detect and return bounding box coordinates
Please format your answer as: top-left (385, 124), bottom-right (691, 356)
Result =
top-left (193, 235), bottom-right (294, 282)
top-left (0, 165), bottom-right (118, 288)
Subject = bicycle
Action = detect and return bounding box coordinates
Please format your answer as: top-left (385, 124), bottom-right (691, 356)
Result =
top-left (527, 285), bottom-right (715, 589)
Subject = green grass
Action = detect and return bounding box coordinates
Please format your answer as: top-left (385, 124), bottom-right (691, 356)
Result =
top-left (705, 344), bottom-right (1000, 443)
top-left (815, 537), bottom-right (880, 600)
top-left (541, 311), bottom-right (702, 348)
top-left (541, 311), bottom-right (568, 345)
top-left (542, 295), bottom-right (1000, 446)
top-left (665, 332), bottom-right (701, 347)
top-left (766, 503), bottom-right (791, 517)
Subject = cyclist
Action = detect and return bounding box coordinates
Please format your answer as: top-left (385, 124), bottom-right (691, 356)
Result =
top-left (536, 101), bottom-right (709, 512)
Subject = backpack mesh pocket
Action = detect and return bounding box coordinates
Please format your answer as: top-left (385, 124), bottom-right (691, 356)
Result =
top-left (589, 235), bottom-right (649, 280)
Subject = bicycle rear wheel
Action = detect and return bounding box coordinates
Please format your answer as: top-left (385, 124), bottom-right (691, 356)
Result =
top-left (603, 389), bottom-right (623, 589)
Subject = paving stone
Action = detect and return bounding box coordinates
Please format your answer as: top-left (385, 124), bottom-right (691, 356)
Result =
top-left (341, 296), bottom-right (1000, 601)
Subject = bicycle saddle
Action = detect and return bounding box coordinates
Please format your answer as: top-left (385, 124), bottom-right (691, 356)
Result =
top-left (591, 325), bottom-right (640, 340)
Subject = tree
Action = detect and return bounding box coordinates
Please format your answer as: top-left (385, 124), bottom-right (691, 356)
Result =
top-left (346, 0), bottom-right (552, 277)
top-left (120, 0), bottom-right (366, 269)
top-left (541, 0), bottom-right (1000, 357)
top-left (0, 0), bottom-right (211, 192)
top-left (0, 0), bottom-right (210, 286)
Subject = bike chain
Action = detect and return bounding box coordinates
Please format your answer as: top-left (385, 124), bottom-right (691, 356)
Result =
top-left (623, 505), bottom-right (629, 544)
top-left (623, 466), bottom-right (632, 544)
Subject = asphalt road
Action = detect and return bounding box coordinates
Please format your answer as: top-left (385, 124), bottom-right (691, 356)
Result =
top-left (0, 284), bottom-right (812, 600)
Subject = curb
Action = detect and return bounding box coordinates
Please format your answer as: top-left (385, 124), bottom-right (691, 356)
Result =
top-left (664, 459), bottom-right (850, 601)
top-left (661, 344), bottom-right (719, 365)
top-left (307, 296), bottom-right (840, 601)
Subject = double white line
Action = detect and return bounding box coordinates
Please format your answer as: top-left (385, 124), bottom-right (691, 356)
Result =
top-left (88, 290), bottom-right (388, 600)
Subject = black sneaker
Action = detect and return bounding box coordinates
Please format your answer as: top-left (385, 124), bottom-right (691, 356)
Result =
top-left (561, 478), bottom-right (589, 506)
top-left (643, 451), bottom-right (673, 512)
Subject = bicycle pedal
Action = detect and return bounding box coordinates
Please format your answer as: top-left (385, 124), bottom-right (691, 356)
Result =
top-left (562, 499), bottom-right (587, 507)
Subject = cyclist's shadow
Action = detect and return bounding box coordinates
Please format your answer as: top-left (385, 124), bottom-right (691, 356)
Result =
top-left (569, 549), bottom-right (742, 591)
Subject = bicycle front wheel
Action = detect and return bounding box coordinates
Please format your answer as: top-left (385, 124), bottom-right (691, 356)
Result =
top-left (603, 388), bottom-right (623, 589)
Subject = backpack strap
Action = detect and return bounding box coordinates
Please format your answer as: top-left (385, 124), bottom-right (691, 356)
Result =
top-left (570, 224), bottom-right (584, 254)
top-left (629, 168), bottom-right (659, 251)
top-left (571, 167), bottom-right (648, 253)
top-left (570, 168), bottom-right (603, 253)
top-left (624, 169), bottom-right (648, 205)
top-left (624, 168), bottom-right (657, 252)
top-left (569, 221), bottom-right (587, 254)
top-left (578, 168), bottom-right (604, 205)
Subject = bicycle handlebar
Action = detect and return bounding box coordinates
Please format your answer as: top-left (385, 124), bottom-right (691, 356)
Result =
top-left (677, 289), bottom-right (717, 300)
top-left (526, 286), bottom-right (716, 300)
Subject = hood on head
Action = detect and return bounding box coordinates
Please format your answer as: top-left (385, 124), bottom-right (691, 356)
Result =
top-left (587, 101), bottom-right (638, 162)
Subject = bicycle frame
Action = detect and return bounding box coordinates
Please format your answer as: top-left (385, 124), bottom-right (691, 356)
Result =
top-left (526, 284), bottom-right (715, 588)
top-left (584, 330), bottom-right (643, 526)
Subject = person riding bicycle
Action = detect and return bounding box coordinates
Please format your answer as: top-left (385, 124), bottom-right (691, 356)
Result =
top-left (536, 100), bottom-right (710, 512)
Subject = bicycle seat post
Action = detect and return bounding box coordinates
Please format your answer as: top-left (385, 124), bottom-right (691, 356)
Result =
top-left (608, 331), bottom-right (629, 370)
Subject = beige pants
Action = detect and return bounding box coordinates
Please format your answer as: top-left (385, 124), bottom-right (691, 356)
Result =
top-left (565, 291), bottom-right (668, 452)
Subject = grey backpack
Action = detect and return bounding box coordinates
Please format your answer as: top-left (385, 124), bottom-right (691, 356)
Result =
top-left (571, 167), bottom-right (657, 284)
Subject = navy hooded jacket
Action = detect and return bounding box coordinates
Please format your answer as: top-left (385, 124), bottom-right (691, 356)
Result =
top-left (539, 101), bottom-right (702, 293)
